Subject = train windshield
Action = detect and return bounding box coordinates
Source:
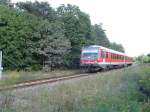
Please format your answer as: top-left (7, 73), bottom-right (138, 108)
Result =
top-left (82, 52), bottom-right (98, 59)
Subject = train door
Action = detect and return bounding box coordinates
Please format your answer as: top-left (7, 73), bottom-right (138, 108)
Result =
top-left (106, 52), bottom-right (111, 64)
top-left (101, 49), bottom-right (105, 63)
top-left (105, 52), bottom-right (108, 63)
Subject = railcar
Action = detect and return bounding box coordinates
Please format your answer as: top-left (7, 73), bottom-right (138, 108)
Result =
top-left (80, 45), bottom-right (133, 71)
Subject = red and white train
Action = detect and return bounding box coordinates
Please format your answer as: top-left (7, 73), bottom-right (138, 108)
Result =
top-left (80, 45), bottom-right (133, 71)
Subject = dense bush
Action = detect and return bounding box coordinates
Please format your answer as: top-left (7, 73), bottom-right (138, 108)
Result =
top-left (136, 54), bottom-right (150, 63)
top-left (138, 64), bottom-right (150, 98)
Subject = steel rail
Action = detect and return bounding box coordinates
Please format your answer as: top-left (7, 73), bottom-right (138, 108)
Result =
top-left (0, 72), bottom-right (89, 91)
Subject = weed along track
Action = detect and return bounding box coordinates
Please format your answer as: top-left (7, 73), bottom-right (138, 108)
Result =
top-left (0, 68), bottom-right (125, 91)
top-left (0, 72), bottom-right (92, 91)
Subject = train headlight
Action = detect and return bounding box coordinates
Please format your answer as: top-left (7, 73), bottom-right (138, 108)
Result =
top-left (92, 61), bottom-right (97, 64)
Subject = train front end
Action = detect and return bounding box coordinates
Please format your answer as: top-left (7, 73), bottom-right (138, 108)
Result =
top-left (80, 46), bottom-right (100, 71)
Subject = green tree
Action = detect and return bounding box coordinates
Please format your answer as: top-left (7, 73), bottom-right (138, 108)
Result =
top-left (16, 1), bottom-right (57, 21)
top-left (31, 20), bottom-right (71, 70)
top-left (92, 24), bottom-right (110, 47)
top-left (57, 4), bottom-right (93, 68)
top-left (0, 5), bottom-right (41, 69)
top-left (0, 0), bottom-right (10, 5)
top-left (110, 42), bottom-right (125, 53)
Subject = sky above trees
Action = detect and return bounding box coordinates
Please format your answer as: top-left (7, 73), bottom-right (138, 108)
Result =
top-left (12, 0), bottom-right (150, 56)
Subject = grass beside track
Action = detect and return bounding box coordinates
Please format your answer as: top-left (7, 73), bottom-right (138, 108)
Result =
top-left (0, 64), bottom-right (150, 112)
top-left (0, 70), bottom-right (79, 87)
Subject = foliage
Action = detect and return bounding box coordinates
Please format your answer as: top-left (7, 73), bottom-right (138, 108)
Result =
top-left (0, 5), bottom-right (70, 70)
top-left (138, 64), bottom-right (150, 96)
top-left (16, 1), bottom-right (57, 21)
top-left (110, 42), bottom-right (125, 53)
top-left (136, 54), bottom-right (150, 63)
top-left (0, 0), bottom-right (10, 5)
top-left (57, 4), bottom-right (93, 68)
top-left (92, 24), bottom-right (110, 47)
top-left (31, 20), bottom-right (71, 70)
top-left (0, 5), bottom-right (38, 69)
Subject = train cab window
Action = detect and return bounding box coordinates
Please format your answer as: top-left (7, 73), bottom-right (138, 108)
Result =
top-left (82, 52), bottom-right (98, 59)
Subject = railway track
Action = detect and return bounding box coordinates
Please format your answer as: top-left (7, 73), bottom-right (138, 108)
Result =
top-left (0, 67), bottom-right (124, 91)
top-left (0, 72), bottom-right (90, 91)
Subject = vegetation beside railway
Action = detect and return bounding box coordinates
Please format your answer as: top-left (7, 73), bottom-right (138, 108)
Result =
top-left (0, 70), bottom-right (79, 87)
top-left (0, 64), bottom-right (150, 112)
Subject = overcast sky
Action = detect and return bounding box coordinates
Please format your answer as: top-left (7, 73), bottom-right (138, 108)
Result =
top-left (12, 0), bottom-right (150, 57)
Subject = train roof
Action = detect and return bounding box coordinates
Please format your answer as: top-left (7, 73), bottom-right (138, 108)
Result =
top-left (82, 45), bottom-right (130, 57)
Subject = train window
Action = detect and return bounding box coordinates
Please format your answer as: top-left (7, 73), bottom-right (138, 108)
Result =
top-left (112, 53), bottom-right (113, 59)
top-left (82, 52), bottom-right (98, 59)
top-left (106, 52), bottom-right (108, 58)
top-left (101, 50), bottom-right (105, 58)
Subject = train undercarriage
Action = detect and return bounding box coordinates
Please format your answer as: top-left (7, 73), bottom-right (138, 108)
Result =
top-left (80, 63), bottom-right (132, 72)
